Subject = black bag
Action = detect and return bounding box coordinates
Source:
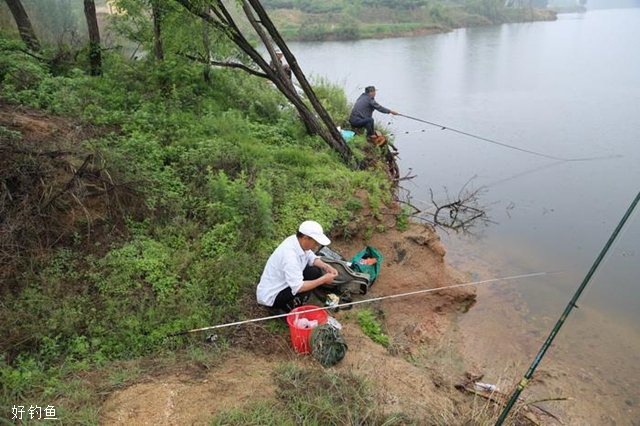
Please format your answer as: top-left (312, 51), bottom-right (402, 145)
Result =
top-left (318, 257), bottom-right (371, 295)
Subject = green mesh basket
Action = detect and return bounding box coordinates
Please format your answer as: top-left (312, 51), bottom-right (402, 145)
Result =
top-left (310, 324), bottom-right (347, 367)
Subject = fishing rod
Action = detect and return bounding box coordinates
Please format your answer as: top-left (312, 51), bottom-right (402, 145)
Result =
top-left (495, 190), bottom-right (640, 425)
top-left (168, 271), bottom-right (558, 337)
top-left (397, 113), bottom-right (621, 162)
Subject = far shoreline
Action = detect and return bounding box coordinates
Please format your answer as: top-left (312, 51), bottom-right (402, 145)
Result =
top-left (273, 8), bottom-right (558, 43)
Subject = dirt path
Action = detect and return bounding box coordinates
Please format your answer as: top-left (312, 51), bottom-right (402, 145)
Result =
top-left (101, 352), bottom-right (277, 425)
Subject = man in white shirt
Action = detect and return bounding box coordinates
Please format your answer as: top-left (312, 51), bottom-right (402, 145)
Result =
top-left (256, 220), bottom-right (339, 312)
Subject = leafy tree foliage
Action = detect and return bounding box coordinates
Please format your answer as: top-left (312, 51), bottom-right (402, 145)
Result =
top-left (107, 0), bottom-right (353, 163)
top-left (362, 0), bottom-right (428, 9)
top-left (1, 0), bottom-right (85, 45)
top-left (262, 0), bottom-right (554, 40)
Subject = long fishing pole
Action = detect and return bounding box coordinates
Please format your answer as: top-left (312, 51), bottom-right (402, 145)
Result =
top-left (168, 271), bottom-right (557, 337)
top-left (397, 113), bottom-right (620, 162)
top-left (495, 190), bottom-right (640, 425)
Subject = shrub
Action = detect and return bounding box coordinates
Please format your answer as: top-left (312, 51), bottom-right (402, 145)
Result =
top-left (312, 76), bottom-right (351, 127)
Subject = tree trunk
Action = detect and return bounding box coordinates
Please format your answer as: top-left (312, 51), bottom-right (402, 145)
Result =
top-left (83, 0), bottom-right (102, 76)
top-left (245, 0), bottom-right (352, 162)
top-left (151, 0), bottom-right (164, 61)
top-left (4, 0), bottom-right (40, 51)
top-left (239, 1), bottom-right (316, 134)
top-left (202, 6), bottom-right (212, 82)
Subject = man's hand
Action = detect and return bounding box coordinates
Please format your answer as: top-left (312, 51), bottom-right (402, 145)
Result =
top-left (315, 258), bottom-right (338, 276)
top-left (312, 258), bottom-right (339, 286)
top-left (390, 110), bottom-right (399, 115)
top-left (323, 263), bottom-right (338, 276)
top-left (322, 270), bottom-right (338, 285)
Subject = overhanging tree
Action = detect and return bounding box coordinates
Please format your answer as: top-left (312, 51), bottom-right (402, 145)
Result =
top-left (172, 0), bottom-right (354, 164)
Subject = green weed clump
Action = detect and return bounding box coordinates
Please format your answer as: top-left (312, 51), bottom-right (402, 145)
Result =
top-left (396, 207), bottom-right (410, 231)
top-left (356, 309), bottom-right (390, 348)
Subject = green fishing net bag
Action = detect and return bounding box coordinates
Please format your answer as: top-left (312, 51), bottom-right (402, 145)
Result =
top-left (310, 324), bottom-right (348, 367)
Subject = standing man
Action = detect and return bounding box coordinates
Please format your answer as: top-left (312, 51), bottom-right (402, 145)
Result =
top-left (257, 220), bottom-right (338, 313)
top-left (349, 86), bottom-right (398, 143)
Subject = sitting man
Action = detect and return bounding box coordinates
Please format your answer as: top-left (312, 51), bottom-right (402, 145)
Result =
top-left (348, 85), bottom-right (398, 144)
top-left (256, 220), bottom-right (338, 313)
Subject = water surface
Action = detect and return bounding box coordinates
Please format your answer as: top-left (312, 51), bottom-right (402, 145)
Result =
top-left (289, 8), bottom-right (640, 423)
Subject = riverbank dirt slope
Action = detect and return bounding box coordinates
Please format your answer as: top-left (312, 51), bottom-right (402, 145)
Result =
top-left (100, 224), bottom-right (564, 425)
top-left (1, 102), bottom-right (560, 425)
top-left (101, 224), bottom-right (483, 425)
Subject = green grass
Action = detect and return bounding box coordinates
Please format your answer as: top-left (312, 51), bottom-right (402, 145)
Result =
top-left (106, 364), bottom-right (144, 389)
top-left (210, 362), bottom-right (410, 425)
top-left (0, 30), bottom-right (398, 420)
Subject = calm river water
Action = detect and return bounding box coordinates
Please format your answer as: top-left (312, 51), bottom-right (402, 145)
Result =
top-left (290, 7), bottom-right (640, 424)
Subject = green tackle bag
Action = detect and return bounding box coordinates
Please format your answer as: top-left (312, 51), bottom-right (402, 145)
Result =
top-left (350, 246), bottom-right (384, 283)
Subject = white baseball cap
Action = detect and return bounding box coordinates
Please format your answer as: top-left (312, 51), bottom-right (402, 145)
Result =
top-left (298, 220), bottom-right (331, 246)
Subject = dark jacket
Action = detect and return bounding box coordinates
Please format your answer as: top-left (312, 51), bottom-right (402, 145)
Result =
top-left (349, 93), bottom-right (390, 123)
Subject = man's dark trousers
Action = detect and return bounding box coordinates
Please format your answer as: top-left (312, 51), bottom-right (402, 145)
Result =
top-left (349, 117), bottom-right (374, 136)
top-left (271, 266), bottom-right (323, 312)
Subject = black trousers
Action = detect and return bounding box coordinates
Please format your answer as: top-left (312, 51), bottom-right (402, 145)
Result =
top-left (349, 117), bottom-right (375, 136)
top-left (272, 266), bottom-right (323, 312)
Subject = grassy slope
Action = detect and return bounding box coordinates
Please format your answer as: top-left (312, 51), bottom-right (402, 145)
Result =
top-left (0, 35), bottom-right (396, 423)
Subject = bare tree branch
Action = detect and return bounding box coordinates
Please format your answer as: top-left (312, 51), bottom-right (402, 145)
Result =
top-left (179, 52), bottom-right (268, 78)
top-left (429, 183), bottom-right (493, 233)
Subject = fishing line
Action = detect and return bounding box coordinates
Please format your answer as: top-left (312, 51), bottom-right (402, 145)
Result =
top-left (388, 126), bottom-right (437, 137)
top-left (389, 130), bottom-right (435, 137)
top-left (397, 113), bottom-right (621, 162)
top-left (168, 271), bottom-right (560, 337)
